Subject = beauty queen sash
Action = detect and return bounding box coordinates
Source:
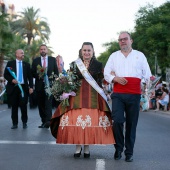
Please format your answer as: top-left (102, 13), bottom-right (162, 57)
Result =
top-left (75, 58), bottom-right (111, 111)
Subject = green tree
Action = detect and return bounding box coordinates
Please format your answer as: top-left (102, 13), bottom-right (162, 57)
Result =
top-left (6, 34), bottom-right (28, 60)
top-left (98, 41), bottom-right (119, 67)
top-left (24, 39), bottom-right (54, 64)
top-left (10, 7), bottom-right (51, 45)
top-left (5, 36), bottom-right (54, 64)
top-left (0, 13), bottom-right (13, 76)
top-left (132, 2), bottom-right (170, 76)
top-left (98, 1), bottom-right (170, 77)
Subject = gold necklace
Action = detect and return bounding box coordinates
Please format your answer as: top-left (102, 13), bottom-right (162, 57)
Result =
top-left (84, 60), bottom-right (90, 68)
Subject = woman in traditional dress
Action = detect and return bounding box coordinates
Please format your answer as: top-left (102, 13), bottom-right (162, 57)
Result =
top-left (50, 42), bottom-right (115, 158)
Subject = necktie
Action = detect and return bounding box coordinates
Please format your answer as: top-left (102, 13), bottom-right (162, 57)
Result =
top-left (18, 61), bottom-right (23, 83)
top-left (43, 57), bottom-right (46, 68)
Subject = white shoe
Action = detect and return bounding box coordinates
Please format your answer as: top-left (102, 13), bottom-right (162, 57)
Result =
top-left (154, 109), bottom-right (159, 111)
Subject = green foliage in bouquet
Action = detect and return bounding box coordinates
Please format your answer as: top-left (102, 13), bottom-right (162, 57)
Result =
top-left (50, 62), bottom-right (81, 106)
top-left (37, 64), bottom-right (47, 79)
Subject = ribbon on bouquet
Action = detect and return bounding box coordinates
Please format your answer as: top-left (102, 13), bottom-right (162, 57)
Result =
top-left (44, 74), bottom-right (50, 87)
top-left (75, 58), bottom-right (111, 111)
top-left (60, 91), bottom-right (76, 107)
top-left (7, 67), bottom-right (24, 97)
top-left (0, 88), bottom-right (6, 97)
top-left (60, 91), bottom-right (76, 100)
top-left (44, 73), bottom-right (52, 97)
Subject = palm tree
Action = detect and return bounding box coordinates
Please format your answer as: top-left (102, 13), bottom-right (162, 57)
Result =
top-left (0, 13), bottom-right (13, 77)
top-left (10, 7), bottom-right (51, 45)
top-left (25, 39), bottom-right (54, 64)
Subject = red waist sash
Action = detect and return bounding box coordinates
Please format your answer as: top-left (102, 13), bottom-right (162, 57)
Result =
top-left (113, 77), bottom-right (141, 94)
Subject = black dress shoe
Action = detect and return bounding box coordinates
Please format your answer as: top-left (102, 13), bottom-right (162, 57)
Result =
top-left (43, 121), bottom-right (50, 128)
top-left (84, 152), bottom-right (90, 158)
top-left (74, 147), bottom-right (82, 158)
top-left (38, 123), bottom-right (45, 128)
top-left (23, 123), bottom-right (28, 129)
top-left (114, 150), bottom-right (122, 160)
top-left (11, 125), bottom-right (18, 129)
top-left (125, 155), bottom-right (133, 162)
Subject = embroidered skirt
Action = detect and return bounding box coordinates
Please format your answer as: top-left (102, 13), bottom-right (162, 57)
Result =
top-left (56, 108), bottom-right (115, 145)
top-left (50, 79), bottom-right (115, 145)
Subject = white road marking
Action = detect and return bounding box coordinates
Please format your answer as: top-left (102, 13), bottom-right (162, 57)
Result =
top-left (0, 109), bottom-right (7, 113)
top-left (96, 159), bottom-right (105, 170)
top-left (0, 140), bottom-right (56, 144)
top-left (1, 140), bottom-right (106, 170)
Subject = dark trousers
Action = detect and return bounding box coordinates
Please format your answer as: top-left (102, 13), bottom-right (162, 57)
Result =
top-left (36, 88), bottom-right (52, 124)
top-left (111, 93), bottom-right (141, 156)
top-left (150, 98), bottom-right (156, 109)
top-left (9, 85), bottom-right (28, 125)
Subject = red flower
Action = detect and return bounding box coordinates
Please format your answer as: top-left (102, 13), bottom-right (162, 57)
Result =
top-left (40, 68), bottom-right (44, 72)
top-left (150, 76), bottom-right (155, 81)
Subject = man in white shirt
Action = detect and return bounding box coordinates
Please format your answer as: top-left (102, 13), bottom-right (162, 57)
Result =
top-left (104, 31), bottom-right (152, 162)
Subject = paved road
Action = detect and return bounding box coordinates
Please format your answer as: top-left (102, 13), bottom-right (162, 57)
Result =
top-left (0, 104), bottom-right (170, 170)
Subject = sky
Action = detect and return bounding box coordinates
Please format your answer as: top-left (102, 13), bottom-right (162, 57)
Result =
top-left (8, 0), bottom-right (167, 69)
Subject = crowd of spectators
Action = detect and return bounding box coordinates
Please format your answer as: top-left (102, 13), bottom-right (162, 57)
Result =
top-left (1, 72), bottom-right (170, 113)
top-left (140, 79), bottom-right (170, 112)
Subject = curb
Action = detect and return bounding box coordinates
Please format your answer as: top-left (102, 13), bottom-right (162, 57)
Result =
top-left (151, 109), bottom-right (170, 115)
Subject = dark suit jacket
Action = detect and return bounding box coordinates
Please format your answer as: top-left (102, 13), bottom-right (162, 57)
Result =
top-left (4, 60), bottom-right (33, 95)
top-left (31, 56), bottom-right (58, 92)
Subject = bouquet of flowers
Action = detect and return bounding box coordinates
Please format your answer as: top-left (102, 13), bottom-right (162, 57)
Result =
top-left (49, 62), bottom-right (81, 107)
top-left (37, 64), bottom-right (47, 79)
top-left (37, 64), bottom-right (51, 97)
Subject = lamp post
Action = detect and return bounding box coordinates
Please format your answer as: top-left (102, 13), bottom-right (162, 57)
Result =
top-left (155, 54), bottom-right (157, 76)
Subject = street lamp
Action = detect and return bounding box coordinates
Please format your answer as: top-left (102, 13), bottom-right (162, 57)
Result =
top-left (155, 54), bottom-right (157, 76)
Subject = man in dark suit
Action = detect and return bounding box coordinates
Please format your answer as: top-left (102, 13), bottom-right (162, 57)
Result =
top-left (32, 44), bottom-right (58, 128)
top-left (4, 49), bottom-right (33, 129)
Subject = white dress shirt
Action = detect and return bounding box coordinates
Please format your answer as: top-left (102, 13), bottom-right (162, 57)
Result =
top-left (41, 56), bottom-right (48, 67)
top-left (104, 49), bottom-right (152, 84)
